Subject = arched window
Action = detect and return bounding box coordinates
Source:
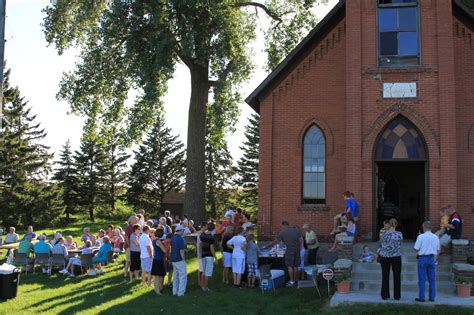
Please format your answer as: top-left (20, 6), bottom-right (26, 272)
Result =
top-left (375, 116), bottom-right (426, 160)
top-left (303, 126), bottom-right (326, 204)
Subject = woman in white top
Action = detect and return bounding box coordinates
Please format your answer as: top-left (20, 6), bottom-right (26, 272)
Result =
top-left (5, 227), bottom-right (19, 256)
top-left (226, 226), bottom-right (247, 287)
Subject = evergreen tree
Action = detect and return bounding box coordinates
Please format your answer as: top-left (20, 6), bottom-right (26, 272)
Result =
top-left (52, 140), bottom-right (79, 221)
top-left (234, 113), bottom-right (259, 210)
top-left (100, 129), bottom-right (130, 213)
top-left (205, 111), bottom-right (235, 218)
top-left (74, 135), bottom-right (106, 222)
top-left (127, 116), bottom-right (185, 215)
top-left (0, 70), bottom-right (61, 227)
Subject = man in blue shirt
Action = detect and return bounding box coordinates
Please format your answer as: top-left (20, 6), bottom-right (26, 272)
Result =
top-left (170, 225), bottom-right (187, 296)
top-left (34, 235), bottom-right (53, 274)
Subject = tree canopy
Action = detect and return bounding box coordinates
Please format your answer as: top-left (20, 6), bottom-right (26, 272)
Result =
top-left (43, 0), bottom-right (321, 221)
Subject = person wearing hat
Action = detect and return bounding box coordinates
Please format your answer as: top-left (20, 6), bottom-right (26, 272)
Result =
top-left (170, 225), bottom-right (187, 296)
top-left (414, 221), bottom-right (440, 302)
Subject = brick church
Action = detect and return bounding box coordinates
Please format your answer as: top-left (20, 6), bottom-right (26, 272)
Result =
top-left (246, 0), bottom-right (474, 241)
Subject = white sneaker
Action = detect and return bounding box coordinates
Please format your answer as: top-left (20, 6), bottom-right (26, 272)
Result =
top-left (88, 269), bottom-right (97, 276)
top-left (98, 269), bottom-right (104, 275)
top-left (59, 269), bottom-right (68, 274)
top-left (67, 273), bottom-right (74, 278)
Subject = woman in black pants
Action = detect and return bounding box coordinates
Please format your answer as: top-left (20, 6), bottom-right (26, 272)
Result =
top-left (378, 218), bottom-right (403, 300)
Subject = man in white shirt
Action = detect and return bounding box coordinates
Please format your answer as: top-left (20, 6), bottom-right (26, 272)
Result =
top-left (414, 221), bottom-right (440, 303)
top-left (139, 226), bottom-right (153, 286)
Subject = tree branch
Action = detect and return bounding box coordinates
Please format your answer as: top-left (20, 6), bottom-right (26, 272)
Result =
top-left (237, 2), bottom-right (282, 23)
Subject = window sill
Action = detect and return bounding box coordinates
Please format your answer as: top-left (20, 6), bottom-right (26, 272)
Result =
top-left (363, 65), bottom-right (435, 75)
top-left (298, 204), bottom-right (331, 212)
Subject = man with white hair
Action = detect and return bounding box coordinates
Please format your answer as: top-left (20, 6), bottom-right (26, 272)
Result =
top-left (414, 221), bottom-right (440, 302)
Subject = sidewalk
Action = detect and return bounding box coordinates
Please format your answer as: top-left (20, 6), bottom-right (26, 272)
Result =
top-left (330, 291), bottom-right (474, 308)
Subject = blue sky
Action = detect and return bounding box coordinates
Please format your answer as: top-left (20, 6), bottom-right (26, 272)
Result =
top-left (4, 0), bottom-right (337, 162)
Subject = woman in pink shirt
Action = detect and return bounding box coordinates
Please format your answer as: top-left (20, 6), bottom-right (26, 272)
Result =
top-left (113, 228), bottom-right (125, 254)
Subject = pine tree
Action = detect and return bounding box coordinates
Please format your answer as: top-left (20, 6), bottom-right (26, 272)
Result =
top-left (205, 115), bottom-right (235, 218)
top-left (100, 129), bottom-right (130, 213)
top-left (74, 135), bottom-right (106, 222)
top-left (234, 113), bottom-right (259, 210)
top-left (52, 140), bottom-right (79, 220)
top-left (0, 69), bottom-right (60, 227)
top-left (127, 116), bottom-right (186, 215)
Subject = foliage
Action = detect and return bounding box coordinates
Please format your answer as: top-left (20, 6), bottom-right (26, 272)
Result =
top-left (0, 69), bottom-right (61, 227)
top-left (95, 199), bottom-right (133, 221)
top-left (205, 107), bottom-right (235, 218)
top-left (234, 113), bottom-right (259, 211)
top-left (456, 275), bottom-right (472, 284)
top-left (43, 0), bottom-right (322, 221)
top-left (52, 140), bottom-right (79, 220)
top-left (335, 272), bottom-right (351, 283)
top-left (73, 134), bottom-right (107, 222)
top-left (127, 115), bottom-right (186, 216)
top-left (464, 0), bottom-right (474, 9)
top-left (99, 128), bottom-right (130, 213)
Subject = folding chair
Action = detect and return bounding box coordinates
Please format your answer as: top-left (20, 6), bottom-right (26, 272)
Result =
top-left (49, 254), bottom-right (66, 275)
top-left (34, 253), bottom-right (51, 274)
top-left (14, 252), bottom-right (33, 275)
top-left (258, 264), bottom-right (274, 293)
top-left (79, 253), bottom-right (94, 275)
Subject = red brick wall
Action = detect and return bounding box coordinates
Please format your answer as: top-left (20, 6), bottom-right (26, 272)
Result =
top-left (258, 18), bottom-right (347, 240)
top-left (257, 1), bottom-right (474, 240)
top-left (454, 17), bottom-right (474, 236)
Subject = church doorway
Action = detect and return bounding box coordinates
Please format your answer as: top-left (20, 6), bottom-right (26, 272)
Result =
top-left (373, 116), bottom-right (428, 240)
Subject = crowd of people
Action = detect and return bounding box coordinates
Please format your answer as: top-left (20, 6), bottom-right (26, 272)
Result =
top-left (5, 223), bottom-right (125, 276)
top-left (3, 193), bottom-right (465, 302)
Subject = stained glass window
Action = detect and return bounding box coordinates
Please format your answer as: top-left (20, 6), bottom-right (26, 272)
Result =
top-left (303, 126), bottom-right (325, 203)
top-left (375, 117), bottom-right (426, 160)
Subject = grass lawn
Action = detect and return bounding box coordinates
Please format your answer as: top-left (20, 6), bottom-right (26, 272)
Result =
top-left (0, 220), bottom-right (471, 314)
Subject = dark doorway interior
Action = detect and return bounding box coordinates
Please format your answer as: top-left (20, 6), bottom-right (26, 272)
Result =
top-left (375, 162), bottom-right (426, 240)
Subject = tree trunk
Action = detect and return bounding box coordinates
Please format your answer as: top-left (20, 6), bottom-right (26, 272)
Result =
top-left (184, 64), bottom-right (209, 223)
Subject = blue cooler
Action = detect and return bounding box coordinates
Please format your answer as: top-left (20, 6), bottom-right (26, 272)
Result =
top-left (260, 269), bottom-right (285, 291)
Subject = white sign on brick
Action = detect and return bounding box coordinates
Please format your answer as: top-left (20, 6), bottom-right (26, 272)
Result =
top-left (383, 82), bottom-right (417, 98)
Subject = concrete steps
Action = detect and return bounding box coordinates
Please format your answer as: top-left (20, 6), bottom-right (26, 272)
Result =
top-left (350, 242), bottom-right (454, 295)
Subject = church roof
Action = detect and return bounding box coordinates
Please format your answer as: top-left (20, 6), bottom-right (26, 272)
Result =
top-left (246, 0), bottom-right (474, 113)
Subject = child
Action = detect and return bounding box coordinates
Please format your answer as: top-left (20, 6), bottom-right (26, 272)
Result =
top-left (113, 228), bottom-right (125, 255)
top-left (435, 208), bottom-right (449, 237)
top-left (226, 226), bottom-right (246, 287)
top-left (91, 235), bottom-right (101, 248)
top-left (359, 245), bottom-right (377, 263)
top-left (329, 216), bottom-right (356, 252)
top-left (379, 220), bottom-right (390, 239)
top-left (245, 234), bottom-right (259, 288)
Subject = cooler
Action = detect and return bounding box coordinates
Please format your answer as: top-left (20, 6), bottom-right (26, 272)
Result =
top-left (260, 269), bottom-right (285, 291)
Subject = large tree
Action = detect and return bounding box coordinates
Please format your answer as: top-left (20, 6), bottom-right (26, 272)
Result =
top-left (74, 135), bottom-right (106, 222)
top-left (127, 115), bottom-right (185, 215)
top-left (99, 128), bottom-right (130, 213)
top-left (234, 113), bottom-right (259, 210)
top-left (0, 70), bottom-right (61, 227)
top-left (52, 140), bottom-right (79, 220)
top-left (43, 0), bottom-right (319, 221)
top-left (205, 110), bottom-right (235, 218)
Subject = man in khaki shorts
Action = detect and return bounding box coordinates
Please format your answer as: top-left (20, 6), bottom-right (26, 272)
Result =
top-left (124, 215), bottom-right (138, 277)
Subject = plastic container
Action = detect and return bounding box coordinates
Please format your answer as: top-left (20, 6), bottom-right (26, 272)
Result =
top-left (260, 269), bottom-right (285, 290)
top-left (0, 263), bottom-right (20, 299)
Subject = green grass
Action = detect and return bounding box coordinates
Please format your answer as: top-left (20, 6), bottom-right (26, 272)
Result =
top-left (0, 220), bottom-right (472, 314)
